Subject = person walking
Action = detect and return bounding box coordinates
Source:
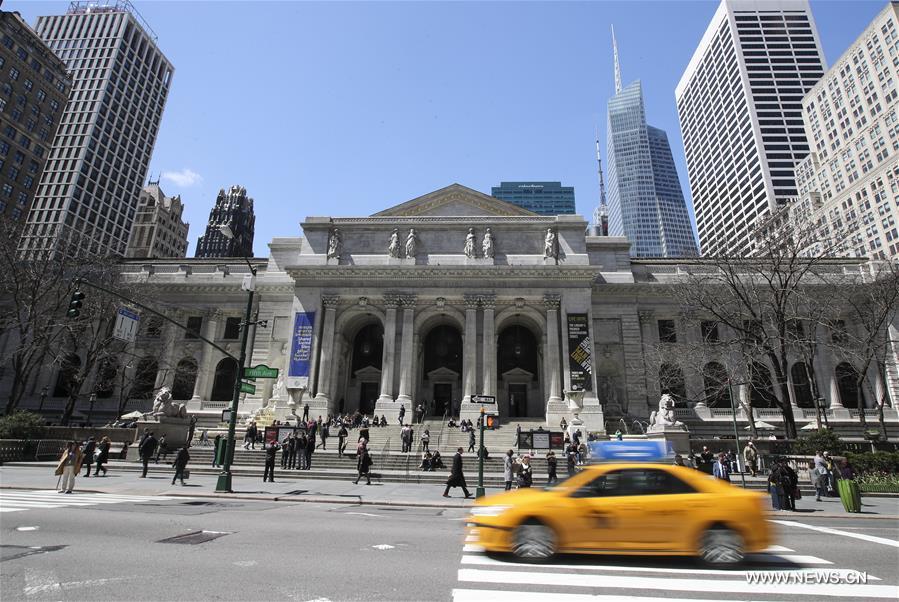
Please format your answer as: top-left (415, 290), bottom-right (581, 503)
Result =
top-left (287, 433), bottom-right (298, 469)
top-left (566, 444), bottom-right (577, 477)
top-left (263, 439), bottom-right (280, 482)
top-left (443, 448), bottom-right (472, 498)
top-left (467, 429), bottom-right (476, 453)
top-left (171, 446), bottom-right (190, 486)
top-left (280, 436), bottom-right (290, 469)
top-left (400, 425), bottom-right (410, 453)
top-left (415, 403), bottom-right (424, 424)
top-left (421, 429), bottom-right (430, 453)
top-left (517, 455), bottom-right (533, 488)
top-left (337, 425), bottom-right (348, 458)
top-left (354, 445), bottom-right (372, 485)
top-left (781, 460), bottom-right (798, 511)
top-left (304, 431), bottom-right (315, 470)
top-left (812, 453), bottom-right (828, 501)
top-left (712, 452), bottom-right (731, 481)
top-left (320, 422), bottom-right (329, 450)
top-left (81, 437), bottom-right (96, 477)
top-left (155, 434), bottom-right (168, 464)
top-left (768, 461), bottom-right (786, 510)
top-left (398, 405), bottom-right (406, 426)
top-left (297, 433), bottom-right (308, 470)
top-left (55, 441), bottom-right (83, 494)
top-left (515, 424), bottom-right (522, 448)
top-left (546, 450), bottom-right (558, 485)
top-left (244, 422), bottom-right (257, 449)
top-left (93, 436), bottom-right (110, 476)
top-left (743, 441), bottom-right (759, 477)
top-left (503, 449), bottom-right (514, 491)
top-left (139, 431), bottom-right (158, 478)
top-left (302, 403), bottom-right (310, 422)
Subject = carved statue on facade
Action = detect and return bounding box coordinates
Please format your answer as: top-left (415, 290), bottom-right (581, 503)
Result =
top-left (405, 228), bottom-right (418, 258)
top-left (327, 228), bottom-right (342, 259)
top-left (544, 228), bottom-right (557, 259)
top-left (151, 387), bottom-right (188, 419)
top-left (272, 374), bottom-right (285, 401)
top-left (388, 228), bottom-right (401, 258)
top-left (464, 228), bottom-right (476, 258)
top-left (482, 227), bottom-right (495, 259)
top-left (647, 394), bottom-right (685, 431)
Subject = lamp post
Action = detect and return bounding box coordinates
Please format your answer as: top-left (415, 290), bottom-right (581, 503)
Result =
top-left (215, 224), bottom-right (259, 493)
top-left (38, 386), bottom-right (48, 414)
top-left (726, 379), bottom-right (746, 488)
top-left (87, 393), bottom-right (97, 426)
top-left (476, 406), bottom-right (486, 498)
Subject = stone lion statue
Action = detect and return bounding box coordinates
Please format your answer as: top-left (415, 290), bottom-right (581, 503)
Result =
top-left (648, 394), bottom-right (684, 430)
top-left (151, 387), bottom-right (187, 419)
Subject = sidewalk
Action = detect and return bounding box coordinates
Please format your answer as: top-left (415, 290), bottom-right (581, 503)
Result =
top-left (1, 463), bottom-right (897, 517)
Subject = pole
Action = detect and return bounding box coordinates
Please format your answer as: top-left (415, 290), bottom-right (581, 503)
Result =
top-left (728, 380), bottom-right (746, 488)
top-left (215, 270), bottom-right (255, 493)
top-left (476, 406), bottom-right (486, 498)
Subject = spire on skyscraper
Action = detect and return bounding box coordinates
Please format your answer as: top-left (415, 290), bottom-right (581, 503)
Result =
top-left (589, 126), bottom-right (610, 236)
top-left (612, 25), bottom-right (622, 94)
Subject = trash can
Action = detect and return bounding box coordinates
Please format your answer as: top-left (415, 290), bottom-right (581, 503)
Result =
top-left (837, 479), bottom-right (861, 513)
top-left (213, 438), bottom-right (225, 467)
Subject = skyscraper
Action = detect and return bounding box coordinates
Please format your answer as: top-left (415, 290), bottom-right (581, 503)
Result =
top-left (676, 0), bottom-right (825, 256)
top-left (18, 1), bottom-right (173, 256)
top-left (0, 10), bottom-right (71, 223)
top-left (490, 181), bottom-right (575, 216)
top-left (124, 181), bottom-right (189, 259)
top-left (605, 31), bottom-right (697, 257)
top-left (195, 185), bottom-right (255, 258)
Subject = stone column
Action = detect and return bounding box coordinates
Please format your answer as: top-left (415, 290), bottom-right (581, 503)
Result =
top-left (462, 294), bottom-right (479, 403)
top-left (378, 295), bottom-right (399, 404)
top-left (481, 295), bottom-right (496, 400)
top-left (544, 294), bottom-right (563, 404)
top-left (313, 295), bottom-right (340, 407)
top-left (396, 294), bottom-right (417, 406)
top-left (155, 316), bottom-right (180, 390)
top-left (192, 310), bottom-right (221, 401)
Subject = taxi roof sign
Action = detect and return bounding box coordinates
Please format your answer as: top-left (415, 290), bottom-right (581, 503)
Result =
top-left (587, 440), bottom-right (673, 463)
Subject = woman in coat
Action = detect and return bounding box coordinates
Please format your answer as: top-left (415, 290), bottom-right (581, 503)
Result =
top-left (517, 455), bottom-right (533, 488)
top-left (503, 450), bottom-right (514, 490)
top-left (93, 436), bottom-right (110, 476)
top-left (55, 441), bottom-right (83, 494)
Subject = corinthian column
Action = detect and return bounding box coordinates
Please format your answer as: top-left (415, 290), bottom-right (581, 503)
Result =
top-left (192, 310), bottom-right (222, 401)
top-left (396, 295), bottom-right (417, 405)
top-left (462, 295), bottom-right (479, 403)
top-left (544, 294), bottom-right (563, 404)
top-left (481, 295), bottom-right (496, 399)
top-left (378, 295), bottom-right (399, 403)
top-left (314, 295), bottom-right (340, 406)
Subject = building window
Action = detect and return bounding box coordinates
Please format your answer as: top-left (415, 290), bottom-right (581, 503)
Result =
top-left (144, 316), bottom-right (163, 338)
top-left (657, 319), bottom-right (677, 343)
top-left (8, 67), bottom-right (19, 81)
top-left (223, 317), bottom-right (241, 340)
top-left (185, 316), bottom-right (203, 339)
top-left (700, 321), bottom-right (720, 343)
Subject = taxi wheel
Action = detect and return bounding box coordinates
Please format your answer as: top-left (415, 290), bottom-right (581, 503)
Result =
top-left (511, 520), bottom-right (557, 562)
top-left (698, 527), bottom-right (745, 567)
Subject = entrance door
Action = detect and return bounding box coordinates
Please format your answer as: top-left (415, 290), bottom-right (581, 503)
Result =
top-left (433, 383), bottom-right (452, 417)
top-left (509, 384), bottom-right (528, 417)
top-left (359, 382), bottom-right (378, 415)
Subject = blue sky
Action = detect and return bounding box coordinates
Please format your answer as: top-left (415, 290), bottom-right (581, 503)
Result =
top-left (13, 0), bottom-right (884, 256)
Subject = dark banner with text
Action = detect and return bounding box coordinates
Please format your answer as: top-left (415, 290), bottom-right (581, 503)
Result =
top-left (567, 313), bottom-right (593, 391)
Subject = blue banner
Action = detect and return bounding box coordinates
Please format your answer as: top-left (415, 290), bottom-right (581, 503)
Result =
top-left (288, 311), bottom-right (315, 377)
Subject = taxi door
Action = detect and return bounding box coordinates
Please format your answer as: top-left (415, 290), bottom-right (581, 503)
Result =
top-left (564, 469), bottom-right (644, 551)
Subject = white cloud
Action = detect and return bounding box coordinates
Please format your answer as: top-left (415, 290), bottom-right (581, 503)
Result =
top-left (161, 168), bottom-right (203, 187)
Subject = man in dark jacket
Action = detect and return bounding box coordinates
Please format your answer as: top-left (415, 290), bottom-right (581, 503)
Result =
top-left (443, 447), bottom-right (472, 498)
top-left (263, 440), bottom-right (280, 482)
top-left (354, 446), bottom-right (372, 485)
top-left (467, 430), bottom-right (476, 453)
top-left (171, 447), bottom-right (190, 486)
top-left (81, 437), bottom-right (96, 477)
top-left (304, 431), bottom-right (315, 470)
top-left (398, 405), bottom-right (406, 426)
top-left (337, 426), bottom-right (348, 457)
top-left (297, 433), bottom-right (308, 469)
top-left (302, 403), bottom-right (309, 421)
top-left (280, 436), bottom-right (290, 469)
top-left (139, 432), bottom-right (158, 478)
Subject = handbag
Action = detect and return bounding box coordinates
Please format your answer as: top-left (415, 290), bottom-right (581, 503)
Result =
top-left (182, 469), bottom-right (190, 480)
top-left (793, 486), bottom-right (802, 499)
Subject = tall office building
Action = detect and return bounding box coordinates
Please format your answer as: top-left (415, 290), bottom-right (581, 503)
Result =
top-left (195, 185), bottom-right (255, 258)
top-left (606, 31), bottom-right (698, 257)
top-left (18, 1), bottom-right (173, 256)
top-left (124, 181), bottom-right (188, 258)
top-left (0, 11), bottom-right (71, 223)
top-left (491, 181), bottom-right (575, 215)
top-left (675, 0), bottom-right (826, 256)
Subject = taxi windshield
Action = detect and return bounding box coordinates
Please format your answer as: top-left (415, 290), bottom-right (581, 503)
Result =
top-left (552, 467), bottom-right (696, 497)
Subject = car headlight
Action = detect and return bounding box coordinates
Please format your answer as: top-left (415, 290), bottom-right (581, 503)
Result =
top-left (469, 505), bottom-right (511, 517)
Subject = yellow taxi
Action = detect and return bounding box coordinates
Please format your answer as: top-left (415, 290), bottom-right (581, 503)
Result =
top-left (468, 460), bottom-right (771, 566)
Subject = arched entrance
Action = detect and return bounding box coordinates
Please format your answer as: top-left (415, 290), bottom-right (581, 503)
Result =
top-left (211, 357), bottom-right (238, 402)
top-left (347, 323), bottom-right (383, 415)
top-left (497, 325), bottom-right (540, 417)
top-left (835, 362), bottom-right (863, 409)
top-left (172, 358), bottom-right (198, 400)
top-left (749, 362), bottom-right (777, 408)
top-left (421, 324), bottom-right (463, 417)
top-left (790, 362), bottom-right (814, 408)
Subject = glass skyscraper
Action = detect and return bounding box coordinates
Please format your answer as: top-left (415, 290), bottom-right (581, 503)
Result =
top-left (491, 181), bottom-right (575, 216)
top-left (606, 46), bottom-right (697, 257)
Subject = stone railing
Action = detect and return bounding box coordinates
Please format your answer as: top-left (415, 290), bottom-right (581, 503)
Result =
top-left (674, 408), bottom-right (695, 418)
top-left (200, 401), bottom-right (230, 410)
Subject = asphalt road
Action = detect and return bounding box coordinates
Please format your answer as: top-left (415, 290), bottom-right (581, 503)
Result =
top-left (1, 490), bottom-right (897, 601)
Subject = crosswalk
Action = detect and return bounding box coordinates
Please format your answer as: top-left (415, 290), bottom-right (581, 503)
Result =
top-left (0, 489), bottom-right (181, 513)
top-left (453, 537), bottom-right (898, 600)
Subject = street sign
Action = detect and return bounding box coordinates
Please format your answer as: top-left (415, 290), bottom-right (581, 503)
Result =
top-left (472, 395), bottom-right (495, 404)
top-left (221, 410), bottom-right (233, 423)
top-left (113, 307), bottom-right (140, 343)
top-left (239, 381), bottom-right (256, 394)
top-left (243, 364), bottom-right (279, 379)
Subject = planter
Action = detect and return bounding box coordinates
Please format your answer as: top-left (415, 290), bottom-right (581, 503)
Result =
top-left (858, 483), bottom-right (899, 493)
top-left (837, 479), bottom-right (862, 512)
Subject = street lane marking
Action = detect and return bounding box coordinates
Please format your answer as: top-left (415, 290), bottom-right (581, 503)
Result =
top-left (763, 545), bottom-right (793, 552)
top-left (344, 512), bottom-right (382, 517)
top-left (453, 589), bottom-right (766, 602)
top-left (457, 568), bottom-right (899, 598)
top-left (749, 554), bottom-right (833, 565)
top-left (773, 520), bottom-right (899, 548)
top-left (463, 544), bottom-right (485, 552)
top-left (0, 490), bottom-right (183, 514)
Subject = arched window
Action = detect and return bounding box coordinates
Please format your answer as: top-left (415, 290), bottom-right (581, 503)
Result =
top-left (211, 357), bottom-right (239, 401)
top-left (749, 362), bottom-right (777, 408)
top-left (53, 353), bottom-right (81, 398)
top-left (95, 357), bottom-right (119, 399)
top-left (835, 362), bottom-right (862, 409)
top-left (702, 362), bottom-right (731, 407)
top-left (131, 357), bottom-right (158, 400)
top-left (790, 362), bottom-right (814, 408)
top-left (659, 363), bottom-right (687, 403)
top-left (351, 323), bottom-right (384, 373)
top-left (171, 358), bottom-right (198, 400)
top-left (497, 325), bottom-right (539, 379)
top-left (422, 325), bottom-right (463, 375)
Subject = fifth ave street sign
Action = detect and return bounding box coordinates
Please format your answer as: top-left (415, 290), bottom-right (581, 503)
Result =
top-left (113, 307), bottom-right (140, 343)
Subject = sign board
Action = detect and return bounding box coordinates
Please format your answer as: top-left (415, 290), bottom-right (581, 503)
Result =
top-left (221, 410), bottom-right (233, 424)
top-left (517, 430), bottom-right (565, 450)
top-left (472, 395), bottom-right (496, 404)
top-left (567, 313), bottom-right (592, 391)
top-left (113, 307), bottom-right (140, 343)
top-left (288, 312), bottom-right (315, 378)
top-left (244, 364), bottom-right (279, 379)
top-left (587, 440), bottom-right (673, 463)
top-left (533, 431), bottom-right (550, 449)
top-left (239, 381), bottom-right (256, 394)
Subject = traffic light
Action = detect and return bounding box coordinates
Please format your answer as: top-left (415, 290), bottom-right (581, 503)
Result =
top-left (67, 289), bottom-right (85, 318)
top-left (485, 415), bottom-right (497, 430)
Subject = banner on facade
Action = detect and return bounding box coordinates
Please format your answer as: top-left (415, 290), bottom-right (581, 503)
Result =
top-left (567, 313), bottom-right (593, 391)
top-left (288, 311), bottom-right (315, 379)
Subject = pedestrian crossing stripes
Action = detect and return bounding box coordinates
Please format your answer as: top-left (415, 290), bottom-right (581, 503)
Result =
top-left (0, 490), bottom-right (181, 513)
top-left (454, 539), bottom-right (897, 600)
